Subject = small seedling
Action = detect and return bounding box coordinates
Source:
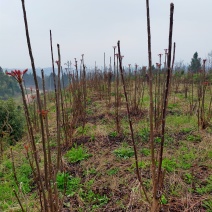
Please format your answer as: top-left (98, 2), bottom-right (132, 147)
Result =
top-left (160, 194), bottom-right (168, 205)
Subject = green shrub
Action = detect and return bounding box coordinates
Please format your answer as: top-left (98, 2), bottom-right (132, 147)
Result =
top-left (0, 99), bottom-right (25, 144)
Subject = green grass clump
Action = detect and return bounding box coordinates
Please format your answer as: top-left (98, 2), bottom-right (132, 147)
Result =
top-left (195, 175), bottom-right (212, 195)
top-left (138, 127), bottom-right (149, 143)
top-left (0, 158), bottom-right (32, 210)
top-left (76, 125), bottom-right (90, 136)
top-left (132, 161), bottom-right (149, 170)
top-left (65, 145), bottom-right (92, 163)
top-left (56, 172), bottom-right (81, 196)
top-left (202, 199), bottom-right (212, 211)
top-left (113, 145), bottom-right (134, 159)
top-left (16, 163), bottom-right (32, 193)
top-left (140, 148), bottom-right (150, 156)
top-left (79, 189), bottom-right (109, 210)
top-left (186, 134), bottom-right (201, 142)
top-left (162, 158), bottom-right (177, 172)
top-left (107, 168), bottom-right (119, 176)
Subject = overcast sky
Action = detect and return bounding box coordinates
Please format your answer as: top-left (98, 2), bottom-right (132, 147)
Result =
top-left (0, 0), bottom-right (212, 70)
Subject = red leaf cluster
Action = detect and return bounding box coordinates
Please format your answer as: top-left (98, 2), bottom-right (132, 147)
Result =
top-left (6, 69), bottom-right (28, 83)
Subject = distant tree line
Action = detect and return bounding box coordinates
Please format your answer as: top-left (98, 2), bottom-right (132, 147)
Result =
top-left (23, 71), bottom-right (70, 91)
top-left (0, 67), bottom-right (21, 99)
top-left (0, 67), bottom-right (71, 99)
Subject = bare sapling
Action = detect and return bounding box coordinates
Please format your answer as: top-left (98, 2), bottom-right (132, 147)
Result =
top-left (117, 40), bottom-right (149, 203)
top-left (56, 44), bottom-right (62, 170)
top-left (156, 3), bottom-right (175, 211)
top-left (21, 1), bottom-right (62, 210)
top-left (145, 0), bottom-right (157, 209)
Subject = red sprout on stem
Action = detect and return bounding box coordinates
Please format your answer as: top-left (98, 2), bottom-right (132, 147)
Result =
top-left (6, 69), bottom-right (28, 83)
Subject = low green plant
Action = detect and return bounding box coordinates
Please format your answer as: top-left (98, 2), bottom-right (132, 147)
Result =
top-left (86, 108), bottom-right (93, 115)
top-left (0, 157), bottom-right (32, 210)
top-left (202, 199), bottom-right (212, 211)
top-left (154, 137), bottom-right (161, 143)
top-left (132, 161), bottom-right (149, 169)
top-left (138, 127), bottom-right (149, 143)
top-left (86, 97), bottom-right (92, 105)
top-left (84, 168), bottom-right (97, 176)
top-left (76, 125), bottom-right (90, 135)
top-left (181, 127), bottom-right (193, 134)
top-left (56, 172), bottom-right (81, 196)
top-left (109, 131), bottom-right (118, 138)
top-left (79, 189), bottom-right (109, 209)
top-left (208, 151), bottom-right (212, 159)
top-left (169, 184), bottom-right (181, 197)
top-left (113, 145), bottom-right (134, 159)
top-left (178, 151), bottom-right (195, 170)
top-left (162, 158), bottom-right (177, 172)
top-left (90, 134), bottom-right (95, 141)
top-left (195, 175), bottom-right (212, 194)
top-left (85, 179), bottom-right (95, 189)
top-left (107, 168), bottom-right (119, 176)
top-left (140, 148), bottom-right (150, 156)
top-left (168, 103), bottom-right (178, 110)
top-left (184, 173), bottom-right (193, 184)
top-left (16, 162), bottom-right (32, 193)
top-left (160, 194), bottom-right (168, 205)
top-left (65, 145), bottom-right (92, 163)
top-left (186, 134), bottom-right (201, 142)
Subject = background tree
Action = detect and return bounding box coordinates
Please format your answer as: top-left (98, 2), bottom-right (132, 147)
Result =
top-left (0, 70), bottom-right (21, 99)
top-left (189, 52), bottom-right (201, 73)
top-left (0, 99), bottom-right (25, 144)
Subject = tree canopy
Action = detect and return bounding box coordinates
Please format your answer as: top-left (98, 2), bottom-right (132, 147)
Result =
top-left (0, 68), bottom-right (21, 99)
top-left (189, 52), bottom-right (201, 73)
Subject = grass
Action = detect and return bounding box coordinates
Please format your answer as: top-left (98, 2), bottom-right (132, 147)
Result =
top-left (1, 82), bottom-right (212, 211)
top-left (64, 145), bottom-right (92, 163)
top-left (0, 154), bottom-right (32, 211)
top-left (56, 172), bottom-right (81, 196)
top-left (113, 144), bottom-right (134, 159)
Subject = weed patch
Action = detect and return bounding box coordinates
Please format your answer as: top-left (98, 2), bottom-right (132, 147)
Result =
top-left (113, 145), bottom-right (134, 159)
top-left (64, 145), bottom-right (92, 163)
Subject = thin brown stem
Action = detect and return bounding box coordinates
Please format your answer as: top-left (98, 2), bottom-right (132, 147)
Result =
top-left (117, 40), bottom-right (149, 203)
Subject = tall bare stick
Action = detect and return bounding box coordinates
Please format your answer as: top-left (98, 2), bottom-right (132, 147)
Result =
top-left (145, 0), bottom-right (156, 199)
top-left (21, 0), bottom-right (48, 210)
top-left (157, 3), bottom-right (174, 188)
top-left (117, 40), bottom-right (149, 203)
